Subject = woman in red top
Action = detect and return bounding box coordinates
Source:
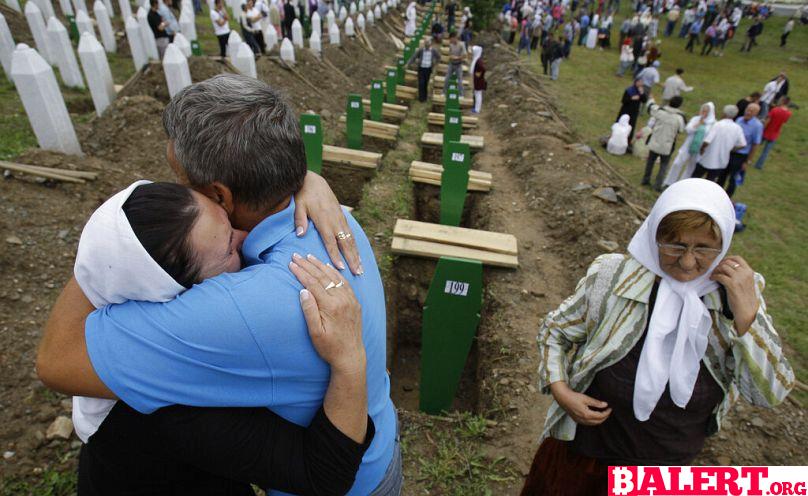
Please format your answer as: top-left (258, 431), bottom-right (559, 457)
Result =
top-left (754, 96), bottom-right (792, 170)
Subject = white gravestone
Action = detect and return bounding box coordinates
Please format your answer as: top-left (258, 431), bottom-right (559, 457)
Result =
top-left (58, 0), bottom-right (74, 15)
top-left (279, 36), bottom-right (294, 63)
top-left (162, 43), bottom-right (191, 97)
top-left (93, 1), bottom-right (116, 52)
top-left (117, 0), bottom-right (131, 19)
top-left (366, 9), bottom-right (374, 25)
top-left (124, 15), bottom-right (148, 69)
top-left (356, 13), bottom-right (364, 31)
top-left (349, 1), bottom-right (355, 15)
top-left (325, 9), bottom-right (335, 29)
top-left (380, 3), bottom-right (386, 15)
top-left (24, 2), bottom-right (55, 65)
top-left (11, 44), bottom-right (82, 155)
top-left (328, 21), bottom-right (339, 45)
top-left (172, 31), bottom-right (191, 57)
top-left (227, 30), bottom-right (240, 63)
top-left (308, 30), bottom-right (320, 56)
top-left (263, 23), bottom-right (277, 51)
top-left (291, 18), bottom-right (303, 47)
top-left (35, 0), bottom-right (56, 22)
top-left (78, 32), bottom-right (115, 115)
top-left (102, 0), bottom-right (114, 17)
top-left (46, 17), bottom-right (84, 88)
top-left (72, 0), bottom-right (88, 15)
top-left (75, 8), bottom-right (94, 36)
top-left (0, 12), bottom-right (14, 78)
top-left (373, 5), bottom-right (380, 18)
top-left (179, 7), bottom-right (197, 40)
top-left (136, 6), bottom-right (159, 60)
top-left (338, 5), bottom-right (346, 23)
top-left (358, 0), bottom-right (364, 12)
top-left (311, 11), bottom-right (320, 36)
top-left (233, 41), bottom-right (256, 77)
top-left (5, 0), bottom-right (21, 13)
top-left (344, 16), bottom-right (354, 36)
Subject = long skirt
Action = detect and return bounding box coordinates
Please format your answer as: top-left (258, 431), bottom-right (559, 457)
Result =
top-left (520, 438), bottom-right (609, 496)
top-left (663, 140), bottom-right (699, 186)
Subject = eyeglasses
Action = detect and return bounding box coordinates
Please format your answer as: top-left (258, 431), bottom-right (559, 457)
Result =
top-left (657, 242), bottom-right (722, 261)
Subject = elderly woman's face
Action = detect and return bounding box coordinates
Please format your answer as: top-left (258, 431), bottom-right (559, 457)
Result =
top-left (658, 223), bottom-right (722, 282)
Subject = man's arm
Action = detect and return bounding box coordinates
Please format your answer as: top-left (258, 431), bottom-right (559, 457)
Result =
top-left (37, 277), bottom-right (115, 398)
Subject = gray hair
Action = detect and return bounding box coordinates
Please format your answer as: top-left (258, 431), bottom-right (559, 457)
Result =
top-left (162, 74), bottom-right (307, 210)
top-left (723, 104), bottom-right (739, 119)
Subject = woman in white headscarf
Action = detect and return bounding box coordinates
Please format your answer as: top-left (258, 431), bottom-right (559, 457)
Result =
top-left (70, 181), bottom-right (374, 493)
top-left (520, 179), bottom-right (793, 495)
top-left (404, 1), bottom-right (416, 36)
top-left (663, 101), bottom-right (716, 187)
top-left (469, 45), bottom-right (485, 114)
top-left (607, 114), bottom-right (632, 155)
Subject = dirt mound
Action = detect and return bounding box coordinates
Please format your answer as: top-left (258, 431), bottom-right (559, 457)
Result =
top-left (118, 58), bottom-right (235, 103)
top-left (79, 95), bottom-right (169, 175)
top-left (1, 3), bottom-right (34, 46)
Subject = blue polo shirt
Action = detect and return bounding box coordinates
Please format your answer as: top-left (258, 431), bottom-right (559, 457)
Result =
top-left (85, 199), bottom-right (395, 496)
top-left (734, 116), bottom-right (763, 155)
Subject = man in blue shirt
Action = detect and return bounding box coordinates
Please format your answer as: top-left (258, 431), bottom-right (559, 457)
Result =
top-left (37, 74), bottom-right (400, 495)
top-left (578, 12), bottom-right (590, 45)
top-left (722, 102), bottom-right (763, 197)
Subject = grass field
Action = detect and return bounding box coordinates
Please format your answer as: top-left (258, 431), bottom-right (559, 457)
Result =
top-left (517, 11), bottom-right (807, 393)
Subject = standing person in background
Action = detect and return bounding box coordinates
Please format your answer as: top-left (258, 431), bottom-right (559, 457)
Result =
top-left (664, 102), bottom-right (716, 186)
top-left (210, 0), bottom-right (231, 59)
top-left (578, 10), bottom-right (591, 45)
top-left (693, 105), bottom-right (747, 182)
top-left (460, 18), bottom-right (474, 52)
top-left (741, 17), bottom-right (763, 52)
top-left (563, 21), bottom-right (574, 57)
top-left (269, 0), bottom-right (282, 37)
top-left (444, 31), bottom-right (467, 96)
top-left (518, 18), bottom-right (532, 54)
top-left (407, 37), bottom-right (441, 102)
top-left (642, 96), bottom-right (687, 191)
top-left (679, 5), bottom-right (695, 37)
top-left (446, 0), bottom-right (457, 32)
top-left (541, 32), bottom-right (553, 75)
top-left (759, 73), bottom-right (787, 118)
top-left (550, 34), bottom-right (565, 80)
top-left (737, 91), bottom-right (761, 116)
top-left (530, 14), bottom-right (543, 52)
top-left (781, 18), bottom-right (795, 46)
top-left (755, 96), bottom-right (792, 170)
top-left (282, 0), bottom-right (296, 39)
top-left (636, 60), bottom-right (661, 95)
top-left (241, 0), bottom-right (266, 55)
top-left (148, 0), bottom-right (171, 59)
top-left (664, 5), bottom-right (679, 36)
top-left (617, 38), bottom-right (635, 76)
top-left (662, 68), bottom-right (693, 104)
top-left (685, 16), bottom-right (703, 52)
top-left (619, 16), bottom-right (632, 45)
top-left (721, 103), bottom-right (762, 196)
top-left (158, 0), bottom-right (180, 42)
top-left (700, 21), bottom-right (717, 55)
top-left (617, 79), bottom-right (649, 152)
top-left (470, 45), bottom-right (486, 114)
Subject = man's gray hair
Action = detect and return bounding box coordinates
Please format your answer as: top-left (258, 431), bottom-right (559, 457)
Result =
top-left (723, 104), bottom-right (739, 119)
top-left (163, 74), bottom-right (307, 210)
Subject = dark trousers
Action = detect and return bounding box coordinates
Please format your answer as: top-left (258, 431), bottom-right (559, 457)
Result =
top-left (741, 35), bottom-right (757, 51)
top-left (685, 33), bottom-right (699, 52)
top-left (217, 33), bottom-right (229, 58)
top-left (692, 163), bottom-right (723, 182)
top-left (417, 65), bottom-right (432, 102)
top-left (701, 37), bottom-right (714, 55)
top-left (643, 150), bottom-right (672, 190)
top-left (530, 35), bottom-right (540, 50)
top-left (664, 19), bottom-right (676, 36)
top-left (541, 53), bottom-right (549, 74)
top-left (781, 31), bottom-right (790, 46)
top-left (721, 152), bottom-right (747, 197)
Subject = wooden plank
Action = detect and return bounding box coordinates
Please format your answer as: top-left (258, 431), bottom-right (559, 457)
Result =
top-left (410, 161), bottom-right (492, 190)
top-left (436, 63), bottom-right (470, 73)
top-left (369, 82), bottom-right (418, 99)
top-left (338, 116), bottom-right (399, 141)
top-left (427, 112), bottom-right (477, 129)
top-left (431, 93), bottom-right (474, 108)
top-left (394, 218), bottom-right (518, 255)
top-left (434, 75), bottom-right (471, 87)
top-left (361, 99), bottom-right (407, 120)
top-left (409, 170), bottom-right (491, 192)
top-left (391, 236), bottom-right (519, 269)
top-left (420, 132), bottom-right (484, 150)
top-left (322, 144), bottom-right (381, 169)
top-left (0, 161), bottom-right (86, 183)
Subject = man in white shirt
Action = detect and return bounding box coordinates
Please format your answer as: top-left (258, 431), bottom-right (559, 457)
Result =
top-left (210, 0), bottom-right (231, 58)
top-left (759, 72), bottom-right (786, 118)
top-left (693, 104), bottom-right (747, 182)
top-left (662, 68), bottom-right (694, 103)
top-left (637, 61), bottom-right (662, 95)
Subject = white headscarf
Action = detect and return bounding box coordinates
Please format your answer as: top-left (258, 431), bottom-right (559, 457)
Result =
top-left (628, 178), bottom-right (735, 421)
top-left (74, 180), bottom-right (185, 308)
top-left (702, 101), bottom-right (717, 127)
top-left (469, 45), bottom-right (482, 77)
top-left (72, 180), bottom-right (187, 444)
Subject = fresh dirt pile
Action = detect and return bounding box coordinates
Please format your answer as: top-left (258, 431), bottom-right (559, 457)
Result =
top-left (118, 59), bottom-right (236, 103)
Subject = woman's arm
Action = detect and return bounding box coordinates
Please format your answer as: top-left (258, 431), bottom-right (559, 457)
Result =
top-left (294, 171), bottom-right (363, 275)
top-left (711, 257), bottom-right (795, 407)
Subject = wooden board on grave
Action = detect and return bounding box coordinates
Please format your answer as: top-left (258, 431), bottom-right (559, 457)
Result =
top-left (408, 161), bottom-right (492, 192)
top-left (427, 112), bottom-right (478, 129)
top-left (338, 116), bottom-right (400, 141)
top-left (421, 132), bottom-right (484, 150)
top-left (322, 144), bottom-right (381, 169)
top-left (362, 99), bottom-right (408, 121)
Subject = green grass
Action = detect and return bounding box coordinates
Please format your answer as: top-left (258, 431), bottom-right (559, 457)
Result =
top-left (517, 11), bottom-right (807, 393)
top-left (0, 468), bottom-right (77, 496)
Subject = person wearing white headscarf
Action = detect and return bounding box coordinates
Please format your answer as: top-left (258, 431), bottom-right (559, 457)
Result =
top-left (469, 45), bottom-right (485, 114)
top-left (607, 114), bottom-right (632, 155)
top-left (664, 102), bottom-right (716, 186)
top-left (404, 1), bottom-right (416, 36)
top-left (521, 179), bottom-right (793, 494)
